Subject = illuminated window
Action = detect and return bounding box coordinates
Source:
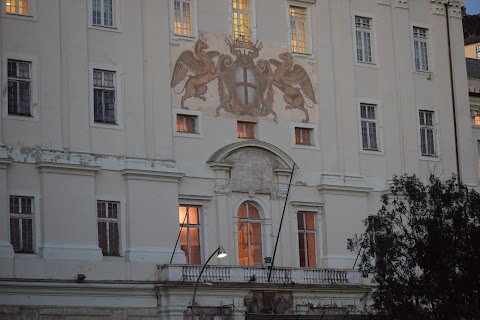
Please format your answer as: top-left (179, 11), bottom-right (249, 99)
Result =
top-left (419, 110), bottom-right (436, 157)
top-left (413, 27), bottom-right (429, 72)
top-left (97, 201), bottom-right (120, 256)
top-left (355, 16), bottom-right (373, 63)
top-left (5, 0), bottom-right (29, 15)
top-left (476, 46), bottom-right (480, 59)
top-left (93, 70), bottom-right (116, 124)
top-left (360, 103), bottom-right (378, 151)
top-left (7, 60), bottom-right (31, 117)
top-left (237, 202), bottom-right (262, 266)
top-left (10, 196), bottom-right (35, 253)
top-left (297, 211), bottom-right (316, 268)
top-left (232, 0), bottom-right (251, 43)
top-left (295, 127), bottom-right (312, 145)
top-left (173, 0), bottom-right (192, 36)
top-left (176, 114), bottom-right (197, 133)
top-left (92, 0), bottom-right (115, 27)
top-left (237, 121), bottom-right (255, 139)
top-left (475, 115), bottom-right (480, 126)
top-left (289, 5), bottom-right (307, 54)
top-left (179, 206), bottom-right (201, 264)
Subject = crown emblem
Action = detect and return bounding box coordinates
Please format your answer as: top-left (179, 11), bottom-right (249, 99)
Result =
top-left (225, 36), bottom-right (263, 58)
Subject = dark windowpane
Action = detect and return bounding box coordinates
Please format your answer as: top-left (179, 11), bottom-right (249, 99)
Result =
top-left (22, 219), bottom-right (34, 252)
top-left (10, 218), bottom-right (20, 251)
top-left (108, 222), bottom-right (119, 255)
top-left (297, 212), bottom-right (304, 230)
top-left (98, 221), bottom-right (107, 254)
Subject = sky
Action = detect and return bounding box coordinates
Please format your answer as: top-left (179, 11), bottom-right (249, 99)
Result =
top-left (465, 0), bottom-right (480, 15)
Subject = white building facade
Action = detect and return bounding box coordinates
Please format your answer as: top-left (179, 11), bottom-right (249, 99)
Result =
top-left (0, 0), bottom-right (474, 319)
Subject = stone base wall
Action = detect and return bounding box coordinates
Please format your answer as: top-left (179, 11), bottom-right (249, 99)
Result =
top-left (0, 306), bottom-right (163, 320)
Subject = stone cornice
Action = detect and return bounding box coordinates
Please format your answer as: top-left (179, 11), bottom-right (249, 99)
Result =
top-left (121, 169), bottom-right (184, 182)
top-left (431, 0), bottom-right (465, 17)
top-left (36, 162), bottom-right (100, 177)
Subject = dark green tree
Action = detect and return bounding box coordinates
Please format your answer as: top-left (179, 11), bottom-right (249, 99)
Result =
top-left (348, 175), bottom-right (480, 319)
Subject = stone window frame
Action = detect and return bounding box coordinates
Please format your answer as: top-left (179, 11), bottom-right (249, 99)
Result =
top-left (2, 53), bottom-right (39, 121)
top-left (172, 108), bottom-right (204, 139)
top-left (290, 201), bottom-right (323, 269)
top-left (170, 0), bottom-right (198, 42)
top-left (410, 22), bottom-right (434, 74)
top-left (351, 11), bottom-right (379, 68)
top-left (417, 108), bottom-right (440, 161)
top-left (97, 200), bottom-right (121, 256)
top-left (287, 0), bottom-right (315, 58)
top-left (229, 0), bottom-right (257, 44)
top-left (88, 0), bottom-right (121, 32)
top-left (290, 122), bottom-right (319, 150)
top-left (357, 98), bottom-right (384, 156)
top-left (1, 0), bottom-right (37, 21)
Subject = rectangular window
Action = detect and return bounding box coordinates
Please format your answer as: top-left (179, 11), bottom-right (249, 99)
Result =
top-left (176, 114), bottom-right (197, 133)
top-left (237, 121), bottom-right (255, 139)
top-left (7, 60), bottom-right (31, 116)
top-left (173, 0), bottom-right (192, 36)
top-left (419, 110), bottom-right (436, 157)
top-left (360, 103), bottom-right (378, 151)
top-left (355, 16), bottom-right (373, 63)
top-left (232, 0), bottom-right (250, 43)
top-left (295, 127), bottom-right (312, 145)
top-left (179, 206), bottom-right (201, 264)
top-left (476, 46), bottom-right (480, 59)
top-left (290, 5), bottom-right (307, 54)
top-left (97, 201), bottom-right (120, 256)
top-left (297, 211), bottom-right (316, 268)
top-left (93, 69), bottom-right (116, 124)
top-left (92, 0), bottom-right (114, 27)
top-left (6, 0), bottom-right (29, 15)
top-left (475, 115), bottom-right (480, 126)
top-left (413, 27), bottom-right (429, 72)
top-left (10, 196), bottom-right (34, 253)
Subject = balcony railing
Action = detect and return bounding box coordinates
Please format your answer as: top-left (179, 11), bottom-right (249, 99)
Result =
top-left (159, 265), bottom-right (361, 285)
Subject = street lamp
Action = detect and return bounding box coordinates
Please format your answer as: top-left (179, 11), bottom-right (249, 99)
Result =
top-left (191, 245), bottom-right (227, 320)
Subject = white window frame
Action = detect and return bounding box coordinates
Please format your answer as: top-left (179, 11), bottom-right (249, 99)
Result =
top-left (1, 0), bottom-right (37, 20)
top-left (8, 191), bottom-right (41, 256)
top-left (418, 109), bottom-right (439, 159)
top-left (352, 13), bottom-right (377, 66)
top-left (287, 1), bottom-right (314, 58)
top-left (179, 204), bottom-right (202, 264)
top-left (411, 23), bottom-right (433, 74)
top-left (229, 0), bottom-right (257, 44)
top-left (88, 0), bottom-right (121, 32)
top-left (89, 64), bottom-right (123, 129)
top-left (97, 200), bottom-right (121, 256)
top-left (237, 121), bottom-right (257, 140)
top-left (172, 108), bottom-right (204, 139)
top-left (357, 100), bottom-right (383, 155)
top-left (170, 0), bottom-right (198, 41)
top-left (412, 26), bottom-right (431, 72)
top-left (290, 201), bottom-right (323, 269)
top-left (290, 122), bottom-right (319, 150)
top-left (96, 195), bottom-right (125, 258)
top-left (2, 54), bottom-right (38, 121)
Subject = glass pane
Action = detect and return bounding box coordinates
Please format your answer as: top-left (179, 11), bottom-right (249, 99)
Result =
top-left (250, 223), bottom-right (261, 245)
top-left (10, 218), bottom-right (20, 251)
top-left (98, 221), bottom-right (107, 254)
top-left (247, 202), bottom-right (260, 219)
top-left (237, 203), bottom-right (247, 218)
top-left (109, 222), bottom-right (119, 255)
top-left (238, 222), bottom-right (249, 265)
top-left (188, 207), bottom-right (199, 224)
top-left (305, 213), bottom-right (315, 230)
top-left (252, 245), bottom-right (262, 266)
top-left (97, 201), bottom-right (106, 218)
top-left (179, 206), bottom-right (187, 223)
top-left (297, 212), bottom-right (304, 230)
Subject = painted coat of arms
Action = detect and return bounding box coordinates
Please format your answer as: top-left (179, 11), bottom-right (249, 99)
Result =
top-left (171, 38), bottom-right (317, 123)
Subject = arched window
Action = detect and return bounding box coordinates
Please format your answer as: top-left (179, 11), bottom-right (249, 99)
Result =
top-left (237, 201), bottom-right (262, 266)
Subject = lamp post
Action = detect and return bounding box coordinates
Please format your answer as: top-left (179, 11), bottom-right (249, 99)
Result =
top-left (191, 245), bottom-right (227, 320)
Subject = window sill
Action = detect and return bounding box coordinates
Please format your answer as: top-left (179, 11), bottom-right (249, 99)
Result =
top-left (292, 52), bottom-right (315, 65)
top-left (3, 114), bottom-right (38, 122)
top-left (14, 252), bottom-right (40, 259)
top-left (171, 34), bottom-right (197, 44)
top-left (420, 155), bottom-right (440, 162)
top-left (88, 25), bottom-right (121, 33)
top-left (1, 12), bottom-right (37, 21)
top-left (91, 122), bottom-right (123, 130)
top-left (413, 70), bottom-right (433, 77)
top-left (173, 131), bottom-right (204, 139)
top-left (354, 61), bottom-right (378, 69)
top-left (359, 149), bottom-right (384, 156)
top-left (292, 144), bottom-right (319, 151)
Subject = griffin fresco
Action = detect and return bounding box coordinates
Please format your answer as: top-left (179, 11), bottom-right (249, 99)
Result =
top-left (170, 38), bottom-right (317, 123)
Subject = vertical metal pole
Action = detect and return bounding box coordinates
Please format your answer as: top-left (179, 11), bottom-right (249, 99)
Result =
top-left (268, 164), bottom-right (296, 282)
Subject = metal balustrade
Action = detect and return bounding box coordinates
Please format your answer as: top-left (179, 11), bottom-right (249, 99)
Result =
top-left (160, 265), bottom-right (361, 285)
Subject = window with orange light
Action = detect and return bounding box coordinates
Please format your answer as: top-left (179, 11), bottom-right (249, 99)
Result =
top-left (179, 206), bottom-right (201, 264)
top-left (232, 0), bottom-right (250, 43)
top-left (237, 201), bottom-right (262, 266)
top-left (173, 0), bottom-right (192, 36)
top-left (176, 114), bottom-right (197, 133)
top-left (290, 5), bottom-right (307, 54)
top-left (474, 115), bottom-right (480, 126)
top-left (6, 0), bottom-right (29, 15)
top-left (297, 211), bottom-right (316, 268)
top-left (237, 121), bottom-right (255, 139)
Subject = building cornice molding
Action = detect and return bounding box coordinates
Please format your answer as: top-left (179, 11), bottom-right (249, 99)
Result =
top-left (431, 0), bottom-right (465, 17)
top-left (36, 162), bottom-right (100, 177)
top-left (121, 169), bottom-right (184, 183)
